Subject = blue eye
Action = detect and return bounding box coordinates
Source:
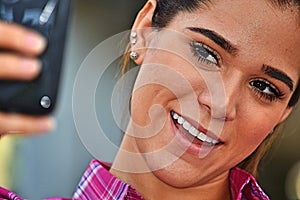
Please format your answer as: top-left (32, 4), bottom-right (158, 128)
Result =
top-left (250, 79), bottom-right (284, 102)
top-left (190, 41), bottom-right (220, 66)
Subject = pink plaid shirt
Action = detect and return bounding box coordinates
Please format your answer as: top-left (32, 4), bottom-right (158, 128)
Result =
top-left (0, 160), bottom-right (270, 200)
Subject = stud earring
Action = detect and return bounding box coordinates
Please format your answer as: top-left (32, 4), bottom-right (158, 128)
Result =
top-left (131, 31), bottom-right (137, 45)
top-left (131, 31), bottom-right (137, 38)
top-left (130, 31), bottom-right (139, 60)
top-left (130, 51), bottom-right (139, 60)
top-left (131, 38), bottom-right (137, 45)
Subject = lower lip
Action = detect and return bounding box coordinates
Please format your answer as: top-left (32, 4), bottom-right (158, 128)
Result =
top-left (170, 112), bottom-right (218, 156)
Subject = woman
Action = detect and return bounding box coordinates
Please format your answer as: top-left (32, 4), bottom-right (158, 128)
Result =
top-left (0, 0), bottom-right (299, 199)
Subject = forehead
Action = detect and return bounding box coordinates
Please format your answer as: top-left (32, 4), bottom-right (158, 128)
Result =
top-left (168, 0), bottom-right (300, 81)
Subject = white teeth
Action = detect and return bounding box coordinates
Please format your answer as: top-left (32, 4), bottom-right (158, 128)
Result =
top-left (171, 112), bottom-right (218, 145)
top-left (197, 132), bottom-right (207, 141)
top-left (189, 126), bottom-right (199, 137)
top-left (173, 113), bottom-right (179, 120)
top-left (183, 121), bottom-right (191, 130)
top-left (206, 137), bottom-right (213, 143)
top-left (178, 117), bottom-right (184, 125)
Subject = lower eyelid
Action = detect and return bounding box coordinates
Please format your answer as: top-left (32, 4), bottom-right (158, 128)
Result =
top-left (251, 87), bottom-right (278, 103)
top-left (250, 83), bottom-right (286, 104)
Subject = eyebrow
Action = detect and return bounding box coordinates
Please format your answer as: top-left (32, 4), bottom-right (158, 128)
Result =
top-left (187, 27), bottom-right (239, 56)
top-left (262, 64), bottom-right (294, 91)
top-left (186, 27), bottom-right (294, 91)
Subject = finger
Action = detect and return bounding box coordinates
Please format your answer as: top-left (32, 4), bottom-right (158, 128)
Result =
top-left (0, 22), bottom-right (47, 56)
top-left (0, 113), bottom-right (55, 136)
top-left (0, 54), bottom-right (41, 80)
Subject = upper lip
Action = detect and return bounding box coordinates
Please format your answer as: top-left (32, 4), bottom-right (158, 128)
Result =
top-left (171, 110), bottom-right (224, 143)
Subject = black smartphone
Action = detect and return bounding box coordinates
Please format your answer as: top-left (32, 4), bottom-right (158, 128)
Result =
top-left (0, 0), bottom-right (71, 115)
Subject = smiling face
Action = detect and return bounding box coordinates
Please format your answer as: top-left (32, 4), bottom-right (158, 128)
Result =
top-left (123, 0), bottom-right (300, 189)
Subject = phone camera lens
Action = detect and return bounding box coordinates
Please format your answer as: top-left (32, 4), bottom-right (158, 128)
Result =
top-left (40, 96), bottom-right (51, 109)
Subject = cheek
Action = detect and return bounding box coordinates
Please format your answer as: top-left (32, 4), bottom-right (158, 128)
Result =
top-left (130, 79), bottom-right (178, 128)
top-left (238, 125), bottom-right (269, 147)
top-left (234, 104), bottom-right (281, 149)
top-left (133, 49), bottom-right (201, 113)
top-left (224, 110), bottom-right (275, 167)
top-left (130, 85), bottom-right (164, 126)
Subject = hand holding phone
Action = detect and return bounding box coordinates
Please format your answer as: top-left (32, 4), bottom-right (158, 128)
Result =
top-left (0, 0), bottom-right (71, 115)
top-left (0, 0), bottom-right (72, 136)
top-left (0, 22), bottom-right (55, 136)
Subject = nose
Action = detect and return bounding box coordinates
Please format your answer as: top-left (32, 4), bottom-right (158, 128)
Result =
top-left (197, 75), bottom-right (238, 121)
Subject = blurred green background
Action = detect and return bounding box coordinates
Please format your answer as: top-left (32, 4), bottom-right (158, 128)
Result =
top-left (0, 0), bottom-right (299, 199)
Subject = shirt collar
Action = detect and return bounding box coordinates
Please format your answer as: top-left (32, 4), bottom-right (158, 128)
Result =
top-left (73, 160), bottom-right (269, 200)
top-left (73, 160), bottom-right (144, 200)
top-left (230, 167), bottom-right (270, 200)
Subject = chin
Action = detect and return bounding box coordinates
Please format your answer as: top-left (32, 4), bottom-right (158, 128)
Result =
top-left (152, 166), bottom-right (204, 188)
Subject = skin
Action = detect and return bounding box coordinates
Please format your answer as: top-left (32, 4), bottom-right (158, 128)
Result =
top-left (0, 0), bottom-right (298, 198)
top-left (111, 0), bottom-right (300, 199)
top-left (0, 22), bottom-right (54, 136)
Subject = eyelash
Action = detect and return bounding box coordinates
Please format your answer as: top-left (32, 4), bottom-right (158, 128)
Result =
top-left (189, 41), bottom-right (285, 103)
top-left (250, 79), bottom-right (284, 103)
top-left (190, 41), bottom-right (221, 67)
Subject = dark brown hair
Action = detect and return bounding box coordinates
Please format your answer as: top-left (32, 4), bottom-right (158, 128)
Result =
top-left (122, 0), bottom-right (300, 178)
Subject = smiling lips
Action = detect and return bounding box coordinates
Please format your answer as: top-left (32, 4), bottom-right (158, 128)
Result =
top-left (171, 111), bottom-right (221, 146)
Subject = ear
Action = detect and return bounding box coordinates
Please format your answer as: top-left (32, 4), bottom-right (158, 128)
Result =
top-left (278, 106), bottom-right (294, 124)
top-left (130, 0), bottom-right (157, 65)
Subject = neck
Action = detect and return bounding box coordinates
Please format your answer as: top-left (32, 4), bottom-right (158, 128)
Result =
top-left (110, 136), bottom-right (231, 200)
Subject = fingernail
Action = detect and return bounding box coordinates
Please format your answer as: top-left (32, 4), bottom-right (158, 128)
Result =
top-left (20, 59), bottom-right (41, 76)
top-left (25, 32), bottom-right (47, 52)
top-left (39, 117), bottom-right (56, 132)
